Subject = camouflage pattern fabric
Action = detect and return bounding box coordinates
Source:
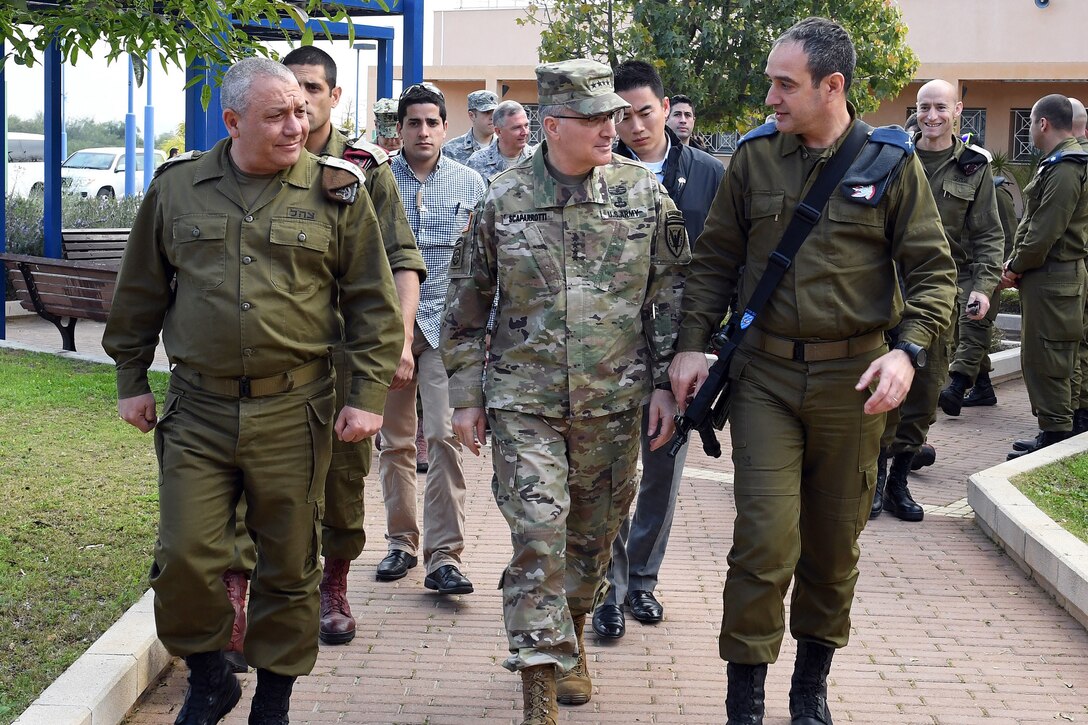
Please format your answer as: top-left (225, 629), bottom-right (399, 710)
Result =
top-left (466, 142), bottom-right (536, 181)
top-left (442, 130), bottom-right (490, 165)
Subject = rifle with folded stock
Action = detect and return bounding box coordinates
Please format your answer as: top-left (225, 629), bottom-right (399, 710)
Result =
top-left (668, 323), bottom-right (734, 459)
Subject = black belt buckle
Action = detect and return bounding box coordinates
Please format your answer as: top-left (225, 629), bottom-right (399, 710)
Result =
top-left (792, 341), bottom-right (805, 361)
top-left (238, 376), bottom-right (252, 398)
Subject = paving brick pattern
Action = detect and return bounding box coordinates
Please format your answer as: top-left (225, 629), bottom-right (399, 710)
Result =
top-left (3, 318), bottom-right (1085, 723)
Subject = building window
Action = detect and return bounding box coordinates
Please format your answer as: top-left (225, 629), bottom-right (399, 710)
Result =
top-left (524, 103), bottom-right (542, 145)
top-left (1011, 109), bottom-right (1036, 162)
top-left (905, 107), bottom-right (987, 146)
top-left (703, 131), bottom-right (739, 155)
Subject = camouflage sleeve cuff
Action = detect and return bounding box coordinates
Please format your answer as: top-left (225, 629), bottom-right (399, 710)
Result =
top-left (447, 385), bottom-right (485, 409)
top-left (347, 379), bottom-right (391, 416)
top-left (116, 367), bottom-right (153, 400)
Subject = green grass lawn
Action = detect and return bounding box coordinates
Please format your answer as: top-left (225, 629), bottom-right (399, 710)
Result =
top-left (0, 349), bottom-right (167, 724)
top-left (1012, 452), bottom-right (1088, 545)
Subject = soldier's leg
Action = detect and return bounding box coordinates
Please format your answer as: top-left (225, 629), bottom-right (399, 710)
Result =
top-left (378, 368), bottom-right (421, 559)
top-left (1076, 274), bottom-right (1088, 415)
top-left (950, 310), bottom-right (995, 385)
top-left (791, 350), bottom-right (884, 647)
top-left (229, 498), bottom-right (257, 574)
top-left (417, 344), bottom-right (467, 573)
top-left (891, 332), bottom-right (948, 454)
top-left (719, 349), bottom-right (806, 665)
top-left (1020, 266), bottom-right (1085, 433)
top-left (151, 379), bottom-right (242, 657)
top-left (489, 409), bottom-right (578, 674)
top-left (322, 346), bottom-right (369, 561)
top-left (238, 376), bottom-right (333, 676)
top-left (563, 409), bottom-right (641, 620)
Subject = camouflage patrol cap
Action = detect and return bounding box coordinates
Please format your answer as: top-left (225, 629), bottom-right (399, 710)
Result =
top-left (467, 90), bottom-right (498, 112)
top-left (372, 98), bottom-right (399, 138)
top-left (536, 59), bottom-right (630, 116)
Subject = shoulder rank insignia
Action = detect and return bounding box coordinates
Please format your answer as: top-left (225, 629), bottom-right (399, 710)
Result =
top-left (839, 125), bottom-right (911, 207)
top-left (737, 121), bottom-right (779, 149)
top-left (1040, 148), bottom-right (1088, 168)
top-left (957, 142), bottom-right (993, 176)
top-left (153, 149), bottom-right (202, 178)
top-left (318, 155), bottom-right (365, 205)
top-left (344, 137), bottom-right (390, 171)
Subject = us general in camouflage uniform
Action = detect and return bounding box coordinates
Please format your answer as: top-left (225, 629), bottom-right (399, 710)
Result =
top-left (441, 59), bottom-right (689, 722)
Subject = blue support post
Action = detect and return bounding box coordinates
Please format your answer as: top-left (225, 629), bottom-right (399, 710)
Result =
top-left (402, 0), bottom-right (424, 85)
top-left (43, 40), bottom-right (63, 259)
top-left (184, 62), bottom-right (207, 151)
top-left (144, 52), bottom-right (155, 191)
top-left (125, 56), bottom-right (137, 197)
top-left (1, 42), bottom-right (6, 340)
top-left (377, 38), bottom-right (393, 100)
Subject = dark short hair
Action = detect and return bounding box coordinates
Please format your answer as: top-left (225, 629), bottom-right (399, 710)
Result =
top-left (281, 46), bottom-right (337, 88)
top-left (398, 86), bottom-right (447, 123)
top-left (670, 94), bottom-right (694, 112)
top-left (774, 16), bottom-right (856, 93)
top-left (613, 59), bottom-right (665, 100)
top-left (1034, 93), bottom-right (1073, 132)
top-left (904, 112), bottom-right (919, 133)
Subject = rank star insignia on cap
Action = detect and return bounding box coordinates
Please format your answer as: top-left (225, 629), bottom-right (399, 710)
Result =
top-left (467, 90), bottom-right (498, 112)
top-left (535, 59), bottom-right (630, 116)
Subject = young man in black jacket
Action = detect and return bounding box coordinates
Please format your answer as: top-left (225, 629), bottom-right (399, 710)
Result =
top-left (592, 59), bottom-right (724, 640)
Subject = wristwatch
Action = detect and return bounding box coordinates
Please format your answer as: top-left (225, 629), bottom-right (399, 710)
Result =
top-left (893, 341), bottom-right (927, 369)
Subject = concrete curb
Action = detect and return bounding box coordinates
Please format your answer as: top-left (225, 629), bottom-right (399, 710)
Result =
top-left (13, 590), bottom-right (172, 725)
top-left (968, 434), bottom-right (1088, 631)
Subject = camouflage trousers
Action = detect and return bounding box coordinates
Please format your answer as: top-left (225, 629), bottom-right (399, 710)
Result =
top-left (489, 407), bottom-right (641, 673)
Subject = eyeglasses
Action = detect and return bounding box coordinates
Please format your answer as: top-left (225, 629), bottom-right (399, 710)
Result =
top-left (400, 82), bottom-right (444, 101)
top-left (552, 108), bottom-right (625, 127)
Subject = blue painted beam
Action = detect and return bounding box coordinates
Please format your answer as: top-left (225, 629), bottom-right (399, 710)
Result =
top-left (402, 0), bottom-right (424, 85)
top-left (43, 40), bottom-right (62, 260)
top-left (1, 42), bottom-right (6, 340)
top-left (376, 38), bottom-right (393, 100)
top-left (243, 17), bottom-right (395, 41)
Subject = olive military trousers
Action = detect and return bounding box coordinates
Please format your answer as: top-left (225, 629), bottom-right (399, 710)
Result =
top-left (949, 283), bottom-right (996, 383)
top-left (1020, 260), bottom-right (1087, 432)
top-left (152, 371), bottom-right (333, 676)
top-left (490, 407), bottom-right (640, 673)
top-left (721, 345), bottom-right (883, 665)
top-left (1072, 260), bottom-right (1088, 411)
top-left (228, 346), bottom-right (373, 574)
top-left (881, 329), bottom-right (948, 453)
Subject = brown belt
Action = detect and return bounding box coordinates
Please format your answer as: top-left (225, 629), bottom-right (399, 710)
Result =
top-left (172, 357), bottom-right (331, 398)
top-left (746, 328), bottom-right (886, 363)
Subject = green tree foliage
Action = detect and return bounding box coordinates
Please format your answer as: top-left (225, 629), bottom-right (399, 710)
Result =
top-left (525, 0), bottom-right (918, 133)
top-left (7, 113), bottom-right (145, 153)
top-left (0, 1), bottom-right (389, 107)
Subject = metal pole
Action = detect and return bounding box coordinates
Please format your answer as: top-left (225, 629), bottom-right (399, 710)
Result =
top-left (1, 41), bottom-right (7, 341)
top-left (125, 56), bottom-right (137, 197)
top-left (43, 39), bottom-right (62, 259)
top-left (144, 52), bottom-right (155, 191)
top-left (355, 46), bottom-right (361, 139)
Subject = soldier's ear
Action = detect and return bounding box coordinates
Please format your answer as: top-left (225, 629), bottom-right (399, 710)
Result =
top-left (223, 109), bottom-right (242, 139)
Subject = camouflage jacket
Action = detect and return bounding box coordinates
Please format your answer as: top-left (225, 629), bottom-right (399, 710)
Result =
top-left (442, 130), bottom-right (493, 165)
top-left (441, 143), bottom-right (691, 419)
top-left (466, 142), bottom-right (536, 181)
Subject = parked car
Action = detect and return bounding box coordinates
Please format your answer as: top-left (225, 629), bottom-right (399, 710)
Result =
top-left (61, 146), bottom-right (167, 198)
top-left (5, 132), bottom-right (45, 197)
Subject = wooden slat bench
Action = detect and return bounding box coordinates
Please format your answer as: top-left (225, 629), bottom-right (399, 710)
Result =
top-left (1, 252), bottom-right (118, 352)
top-left (61, 227), bottom-right (130, 264)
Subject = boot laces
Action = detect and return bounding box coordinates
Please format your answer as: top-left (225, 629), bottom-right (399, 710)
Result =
top-left (525, 668), bottom-right (553, 717)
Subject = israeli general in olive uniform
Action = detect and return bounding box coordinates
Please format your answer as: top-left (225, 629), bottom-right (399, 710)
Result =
top-left (1000, 93), bottom-right (1088, 460)
top-left (669, 18), bottom-right (956, 725)
top-left (103, 58), bottom-right (403, 725)
top-left (441, 59), bottom-right (690, 724)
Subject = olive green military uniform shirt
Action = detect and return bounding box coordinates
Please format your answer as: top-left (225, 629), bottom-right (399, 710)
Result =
top-left (103, 137), bottom-right (403, 414)
top-left (1008, 137), bottom-right (1088, 274)
top-left (678, 117), bottom-right (956, 354)
top-left (918, 136), bottom-right (1003, 297)
top-left (442, 144), bottom-right (691, 419)
top-left (324, 128), bottom-right (427, 281)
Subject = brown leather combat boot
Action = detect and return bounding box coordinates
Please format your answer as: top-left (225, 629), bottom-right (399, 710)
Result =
top-left (222, 569), bottom-right (249, 673)
top-left (556, 614), bottom-right (592, 705)
top-left (520, 664), bottom-right (558, 725)
top-left (319, 558), bottom-right (356, 645)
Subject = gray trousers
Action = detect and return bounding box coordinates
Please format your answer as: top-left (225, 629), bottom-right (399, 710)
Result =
top-left (604, 404), bottom-right (689, 606)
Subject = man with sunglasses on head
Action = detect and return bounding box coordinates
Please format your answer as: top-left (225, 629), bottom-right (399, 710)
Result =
top-left (375, 82), bottom-right (485, 596)
top-left (442, 59), bottom-right (690, 724)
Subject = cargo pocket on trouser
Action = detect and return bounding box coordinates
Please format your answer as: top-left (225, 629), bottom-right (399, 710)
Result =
top-left (1038, 338), bottom-right (1079, 378)
top-left (305, 390), bottom-right (335, 506)
top-left (153, 388), bottom-right (184, 481)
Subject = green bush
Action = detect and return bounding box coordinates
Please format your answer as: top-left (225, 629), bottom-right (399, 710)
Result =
top-left (998, 288), bottom-right (1021, 315)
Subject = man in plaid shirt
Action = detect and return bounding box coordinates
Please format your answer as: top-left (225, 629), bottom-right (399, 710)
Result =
top-left (375, 83), bottom-right (486, 595)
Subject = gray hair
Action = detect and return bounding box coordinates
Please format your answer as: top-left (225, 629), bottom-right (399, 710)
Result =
top-left (221, 57), bottom-right (298, 116)
top-left (539, 104), bottom-right (565, 120)
top-left (493, 100), bottom-right (526, 128)
top-left (774, 17), bottom-right (856, 93)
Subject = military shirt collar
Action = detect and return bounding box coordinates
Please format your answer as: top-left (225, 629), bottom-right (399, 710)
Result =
top-left (532, 140), bottom-right (609, 208)
top-left (777, 102), bottom-right (858, 158)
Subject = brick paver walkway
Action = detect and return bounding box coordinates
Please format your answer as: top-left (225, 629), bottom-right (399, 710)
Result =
top-left (4, 315), bottom-right (1086, 724)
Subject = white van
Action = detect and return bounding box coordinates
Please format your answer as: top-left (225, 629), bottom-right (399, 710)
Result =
top-left (61, 146), bottom-right (167, 199)
top-left (5, 132), bottom-right (45, 197)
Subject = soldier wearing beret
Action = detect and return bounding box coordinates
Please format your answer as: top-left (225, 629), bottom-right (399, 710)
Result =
top-left (103, 57), bottom-right (403, 724)
top-left (442, 59), bottom-right (690, 724)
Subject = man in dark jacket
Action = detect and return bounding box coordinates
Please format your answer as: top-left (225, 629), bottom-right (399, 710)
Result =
top-left (590, 59), bottom-right (724, 642)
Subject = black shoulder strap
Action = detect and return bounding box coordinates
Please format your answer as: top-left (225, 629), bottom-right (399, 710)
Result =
top-left (732, 121), bottom-right (870, 341)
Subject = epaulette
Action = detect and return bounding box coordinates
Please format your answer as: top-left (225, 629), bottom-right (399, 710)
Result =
top-left (994, 175), bottom-right (1011, 188)
top-left (957, 143), bottom-right (993, 177)
top-left (839, 124), bottom-right (911, 207)
top-left (736, 121), bottom-right (778, 148)
top-left (318, 155), bottom-right (365, 205)
top-left (1040, 148), bottom-right (1088, 168)
top-left (343, 136), bottom-right (389, 171)
top-left (153, 150), bottom-right (202, 178)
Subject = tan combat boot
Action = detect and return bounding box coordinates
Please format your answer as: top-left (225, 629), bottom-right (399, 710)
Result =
top-left (556, 614), bottom-right (592, 705)
top-left (520, 664), bottom-right (558, 725)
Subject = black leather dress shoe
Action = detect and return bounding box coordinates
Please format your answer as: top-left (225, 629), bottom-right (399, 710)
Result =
top-left (424, 564), bottom-right (474, 594)
top-left (375, 550), bottom-right (417, 581)
top-left (626, 590), bottom-right (664, 623)
top-left (592, 603), bottom-right (625, 639)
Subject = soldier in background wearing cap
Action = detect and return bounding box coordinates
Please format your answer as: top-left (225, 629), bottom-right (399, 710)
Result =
top-left (373, 98), bottom-right (402, 154)
top-left (442, 89), bottom-right (498, 164)
top-left (442, 59), bottom-right (690, 724)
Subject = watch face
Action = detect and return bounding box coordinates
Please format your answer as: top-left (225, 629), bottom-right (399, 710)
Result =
top-left (915, 348), bottom-right (928, 368)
